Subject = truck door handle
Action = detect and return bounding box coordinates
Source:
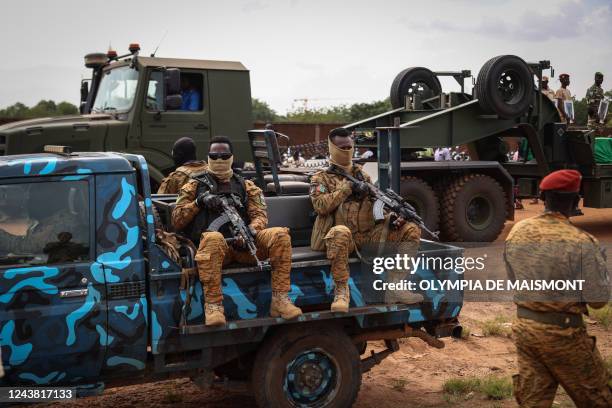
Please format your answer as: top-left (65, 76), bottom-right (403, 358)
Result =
top-left (194, 124), bottom-right (208, 130)
top-left (60, 288), bottom-right (89, 298)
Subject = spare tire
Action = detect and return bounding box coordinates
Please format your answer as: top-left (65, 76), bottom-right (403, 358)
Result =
top-left (400, 176), bottom-right (440, 233)
top-left (390, 67), bottom-right (442, 109)
top-left (475, 55), bottom-right (533, 119)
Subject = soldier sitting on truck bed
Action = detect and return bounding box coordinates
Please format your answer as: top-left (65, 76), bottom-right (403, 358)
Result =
top-left (172, 136), bottom-right (302, 326)
top-left (309, 128), bottom-right (423, 313)
top-left (157, 137), bottom-right (208, 194)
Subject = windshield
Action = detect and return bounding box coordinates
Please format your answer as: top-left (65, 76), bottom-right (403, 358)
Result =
top-left (92, 66), bottom-right (139, 113)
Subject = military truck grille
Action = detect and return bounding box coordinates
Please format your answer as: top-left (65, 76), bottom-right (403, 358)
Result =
top-left (108, 281), bottom-right (146, 299)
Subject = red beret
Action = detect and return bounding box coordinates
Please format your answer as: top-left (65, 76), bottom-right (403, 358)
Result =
top-left (539, 170), bottom-right (581, 192)
top-left (559, 73), bottom-right (570, 79)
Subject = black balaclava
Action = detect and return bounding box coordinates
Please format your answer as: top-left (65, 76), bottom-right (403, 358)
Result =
top-left (171, 137), bottom-right (197, 167)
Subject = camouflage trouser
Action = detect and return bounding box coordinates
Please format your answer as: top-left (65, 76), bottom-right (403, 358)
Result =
top-left (194, 227), bottom-right (292, 304)
top-left (512, 317), bottom-right (612, 408)
top-left (323, 221), bottom-right (420, 285)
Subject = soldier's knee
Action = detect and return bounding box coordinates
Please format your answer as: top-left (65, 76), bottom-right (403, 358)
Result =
top-left (398, 222), bottom-right (421, 242)
top-left (198, 231), bottom-right (227, 252)
top-left (326, 225), bottom-right (352, 241)
top-left (266, 227), bottom-right (291, 249)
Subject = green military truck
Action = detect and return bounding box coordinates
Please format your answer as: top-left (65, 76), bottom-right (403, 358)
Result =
top-left (345, 55), bottom-right (612, 243)
top-left (0, 45), bottom-right (253, 189)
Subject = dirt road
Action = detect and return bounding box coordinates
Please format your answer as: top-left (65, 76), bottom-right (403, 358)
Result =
top-left (38, 203), bottom-right (612, 408)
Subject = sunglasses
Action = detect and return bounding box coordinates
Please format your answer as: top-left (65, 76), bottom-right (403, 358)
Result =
top-left (208, 152), bottom-right (232, 160)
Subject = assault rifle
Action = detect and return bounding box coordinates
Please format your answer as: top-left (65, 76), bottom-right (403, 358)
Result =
top-left (327, 165), bottom-right (439, 240)
top-left (208, 194), bottom-right (270, 271)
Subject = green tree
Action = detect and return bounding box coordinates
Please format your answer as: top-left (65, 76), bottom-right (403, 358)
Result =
top-left (252, 98), bottom-right (278, 122)
top-left (0, 100), bottom-right (79, 119)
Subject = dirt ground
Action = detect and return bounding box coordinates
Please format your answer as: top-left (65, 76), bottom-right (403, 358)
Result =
top-left (39, 202), bottom-right (612, 408)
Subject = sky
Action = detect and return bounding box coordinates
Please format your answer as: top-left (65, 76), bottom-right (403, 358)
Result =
top-left (0, 0), bottom-right (610, 114)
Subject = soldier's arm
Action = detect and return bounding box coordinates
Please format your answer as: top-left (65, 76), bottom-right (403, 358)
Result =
top-left (157, 171), bottom-right (175, 194)
top-left (171, 180), bottom-right (200, 231)
top-left (310, 173), bottom-right (352, 215)
top-left (245, 180), bottom-right (268, 233)
top-left (579, 237), bottom-right (610, 309)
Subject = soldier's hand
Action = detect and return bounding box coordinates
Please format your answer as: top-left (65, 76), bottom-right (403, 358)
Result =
top-left (352, 180), bottom-right (369, 198)
top-left (339, 179), bottom-right (353, 192)
top-left (389, 212), bottom-right (406, 229)
top-left (196, 193), bottom-right (222, 211)
top-left (232, 235), bottom-right (246, 249)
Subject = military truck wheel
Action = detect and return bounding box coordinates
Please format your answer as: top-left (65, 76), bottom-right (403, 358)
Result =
top-left (440, 174), bottom-right (506, 242)
top-left (400, 176), bottom-right (440, 233)
top-left (475, 55), bottom-right (533, 119)
top-left (252, 326), bottom-right (361, 408)
top-left (390, 67), bottom-right (442, 109)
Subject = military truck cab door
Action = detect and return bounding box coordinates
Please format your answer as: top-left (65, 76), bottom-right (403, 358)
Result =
top-left (140, 70), bottom-right (210, 171)
top-left (0, 176), bottom-right (107, 386)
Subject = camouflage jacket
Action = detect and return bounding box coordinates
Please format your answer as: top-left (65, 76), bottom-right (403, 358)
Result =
top-left (310, 165), bottom-right (376, 237)
top-left (171, 172), bottom-right (268, 234)
top-left (585, 84), bottom-right (604, 111)
top-left (504, 212), bottom-right (609, 314)
top-left (157, 161), bottom-right (208, 194)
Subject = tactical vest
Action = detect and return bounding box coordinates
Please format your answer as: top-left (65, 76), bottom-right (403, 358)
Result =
top-left (185, 173), bottom-right (249, 243)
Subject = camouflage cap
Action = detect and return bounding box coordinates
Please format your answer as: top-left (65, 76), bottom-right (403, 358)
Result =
top-left (595, 72), bottom-right (603, 77)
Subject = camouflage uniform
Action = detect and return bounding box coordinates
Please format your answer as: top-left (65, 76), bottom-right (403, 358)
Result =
top-left (586, 84), bottom-right (604, 129)
top-left (505, 212), bottom-right (612, 407)
top-left (157, 161), bottom-right (208, 194)
top-left (310, 165), bottom-right (421, 285)
top-left (172, 174), bottom-right (292, 305)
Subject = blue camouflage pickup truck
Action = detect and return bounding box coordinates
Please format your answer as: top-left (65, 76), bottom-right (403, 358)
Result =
top-left (0, 132), bottom-right (464, 407)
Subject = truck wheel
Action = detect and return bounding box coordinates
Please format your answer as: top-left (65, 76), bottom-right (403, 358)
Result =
top-left (400, 176), bottom-right (440, 233)
top-left (475, 55), bottom-right (533, 119)
top-left (440, 174), bottom-right (506, 242)
top-left (390, 67), bottom-right (442, 109)
top-left (252, 326), bottom-right (361, 408)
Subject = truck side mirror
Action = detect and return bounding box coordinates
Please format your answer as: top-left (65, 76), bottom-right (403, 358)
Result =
top-left (80, 81), bottom-right (89, 103)
top-left (164, 68), bottom-right (182, 110)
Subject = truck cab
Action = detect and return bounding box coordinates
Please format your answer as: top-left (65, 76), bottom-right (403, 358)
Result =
top-left (0, 137), bottom-right (464, 407)
top-left (0, 46), bottom-right (253, 189)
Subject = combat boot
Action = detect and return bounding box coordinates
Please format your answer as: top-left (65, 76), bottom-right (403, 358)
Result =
top-left (204, 303), bottom-right (226, 326)
top-left (384, 271), bottom-right (423, 304)
top-left (331, 283), bottom-right (350, 313)
top-left (270, 292), bottom-right (303, 320)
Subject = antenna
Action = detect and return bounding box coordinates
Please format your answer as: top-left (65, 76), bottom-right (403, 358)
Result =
top-left (151, 30), bottom-right (168, 57)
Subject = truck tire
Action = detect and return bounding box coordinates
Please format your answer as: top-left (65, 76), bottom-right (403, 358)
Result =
top-left (252, 326), bottom-right (361, 408)
top-left (475, 55), bottom-right (533, 119)
top-left (440, 174), bottom-right (506, 242)
top-left (400, 176), bottom-right (440, 233)
top-left (390, 67), bottom-right (442, 109)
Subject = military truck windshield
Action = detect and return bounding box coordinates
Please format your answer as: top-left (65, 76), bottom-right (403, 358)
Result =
top-left (92, 66), bottom-right (139, 113)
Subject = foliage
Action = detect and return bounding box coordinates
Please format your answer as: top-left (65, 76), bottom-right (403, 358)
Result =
top-left (443, 376), bottom-right (513, 400)
top-left (588, 303), bottom-right (612, 329)
top-left (0, 100), bottom-right (78, 119)
top-left (256, 97), bottom-right (392, 124)
top-left (481, 315), bottom-right (511, 337)
top-left (252, 98), bottom-right (279, 122)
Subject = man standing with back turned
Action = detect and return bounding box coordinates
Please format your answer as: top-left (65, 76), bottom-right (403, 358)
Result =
top-left (586, 72), bottom-right (605, 129)
top-left (309, 128), bottom-right (422, 313)
top-left (505, 169), bottom-right (611, 407)
top-left (158, 137), bottom-right (208, 194)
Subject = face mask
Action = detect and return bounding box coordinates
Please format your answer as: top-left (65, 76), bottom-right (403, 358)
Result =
top-left (208, 155), bottom-right (233, 182)
top-left (328, 139), bottom-right (354, 170)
